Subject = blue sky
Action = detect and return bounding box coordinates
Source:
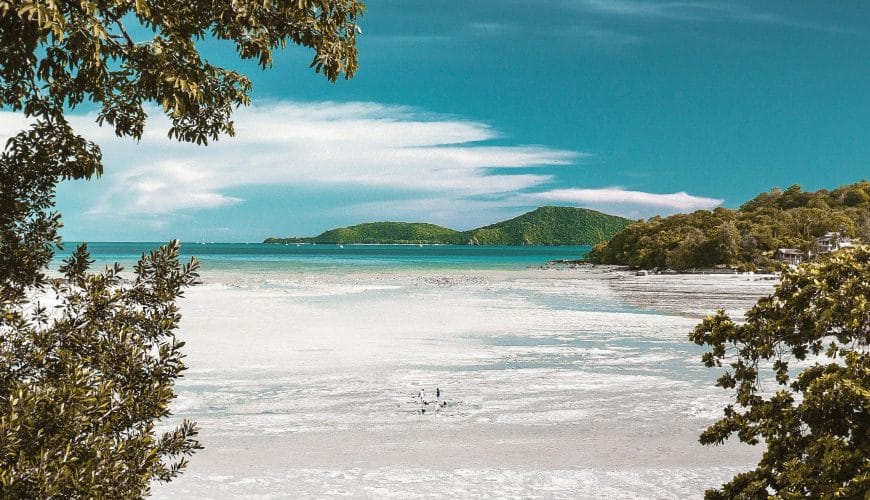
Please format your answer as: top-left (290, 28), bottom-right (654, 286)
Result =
top-left (5, 1), bottom-right (869, 241)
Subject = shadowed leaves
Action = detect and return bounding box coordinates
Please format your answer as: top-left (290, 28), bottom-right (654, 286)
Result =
top-left (690, 246), bottom-right (870, 498)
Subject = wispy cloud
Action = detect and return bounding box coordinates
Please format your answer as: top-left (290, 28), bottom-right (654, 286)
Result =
top-left (526, 187), bottom-right (723, 218)
top-left (368, 1), bottom-right (851, 56)
top-left (464, 21), bottom-right (642, 47)
top-left (0, 102), bottom-right (725, 231)
top-left (345, 187), bottom-right (724, 230)
top-left (573, 0), bottom-right (696, 20)
top-left (365, 16), bottom-right (644, 52)
top-left (361, 33), bottom-right (452, 47)
top-left (570, 0), bottom-right (849, 32)
top-left (0, 102), bottom-right (579, 215)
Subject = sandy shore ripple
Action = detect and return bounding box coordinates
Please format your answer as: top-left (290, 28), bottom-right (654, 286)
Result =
top-left (152, 267), bottom-right (775, 499)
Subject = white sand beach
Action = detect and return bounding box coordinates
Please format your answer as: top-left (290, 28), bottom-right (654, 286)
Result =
top-left (151, 267), bottom-right (776, 499)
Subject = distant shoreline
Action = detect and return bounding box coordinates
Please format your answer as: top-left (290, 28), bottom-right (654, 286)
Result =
top-left (541, 259), bottom-right (781, 277)
top-left (268, 242), bottom-right (591, 247)
top-left (264, 206), bottom-right (632, 246)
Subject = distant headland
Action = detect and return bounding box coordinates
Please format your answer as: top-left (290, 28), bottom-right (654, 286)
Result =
top-left (587, 181), bottom-right (869, 271)
top-left (264, 206), bottom-right (632, 246)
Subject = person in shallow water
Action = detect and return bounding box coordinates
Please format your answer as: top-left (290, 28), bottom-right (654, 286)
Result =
top-left (436, 388), bottom-right (447, 409)
top-left (416, 388), bottom-right (449, 411)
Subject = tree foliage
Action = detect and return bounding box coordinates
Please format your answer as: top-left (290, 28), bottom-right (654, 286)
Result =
top-left (0, 242), bottom-right (201, 497)
top-left (587, 181), bottom-right (870, 270)
top-left (1, 0), bottom-right (363, 154)
top-left (1, 0), bottom-right (364, 495)
top-left (690, 246), bottom-right (870, 498)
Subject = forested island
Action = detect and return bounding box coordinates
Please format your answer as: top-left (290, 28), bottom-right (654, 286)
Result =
top-left (587, 181), bottom-right (870, 270)
top-left (264, 206), bottom-right (631, 246)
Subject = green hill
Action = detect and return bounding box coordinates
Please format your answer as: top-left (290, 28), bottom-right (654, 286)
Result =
top-left (460, 206), bottom-right (632, 245)
top-left (264, 222), bottom-right (461, 245)
top-left (587, 181), bottom-right (870, 270)
top-left (264, 206), bottom-right (632, 245)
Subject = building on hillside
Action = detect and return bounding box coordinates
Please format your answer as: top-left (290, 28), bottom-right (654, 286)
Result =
top-left (813, 232), bottom-right (856, 254)
top-left (774, 248), bottom-right (806, 265)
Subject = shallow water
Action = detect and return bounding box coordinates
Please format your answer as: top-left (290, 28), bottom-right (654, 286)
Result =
top-left (54, 242), bottom-right (591, 272)
top-left (63, 244), bottom-right (774, 498)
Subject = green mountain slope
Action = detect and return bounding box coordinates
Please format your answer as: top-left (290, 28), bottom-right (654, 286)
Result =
top-left (264, 206), bottom-right (632, 245)
top-left (264, 222), bottom-right (461, 244)
top-left (461, 206), bottom-right (632, 245)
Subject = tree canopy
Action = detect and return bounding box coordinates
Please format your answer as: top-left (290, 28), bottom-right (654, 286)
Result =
top-left (0, 242), bottom-right (202, 496)
top-left (690, 246), bottom-right (869, 498)
top-left (587, 181), bottom-right (870, 270)
top-left (2, 0), bottom-right (363, 157)
top-left (1, 0), bottom-right (364, 495)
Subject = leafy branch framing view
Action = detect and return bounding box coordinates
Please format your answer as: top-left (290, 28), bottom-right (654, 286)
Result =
top-left (0, 1), bottom-right (867, 498)
top-left (692, 247), bottom-right (869, 498)
top-left (0, 0), bottom-right (363, 496)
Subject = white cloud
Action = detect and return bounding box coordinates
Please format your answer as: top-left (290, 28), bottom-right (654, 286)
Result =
top-left (0, 114), bottom-right (30, 144)
top-left (344, 187), bottom-right (724, 230)
top-left (339, 197), bottom-right (531, 231)
top-left (464, 21), bottom-right (643, 47)
top-left (0, 102), bottom-right (724, 230)
top-left (26, 101), bottom-right (580, 215)
top-left (526, 187), bottom-right (723, 218)
top-left (574, 0), bottom-right (688, 19)
top-left (570, 0), bottom-right (845, 32)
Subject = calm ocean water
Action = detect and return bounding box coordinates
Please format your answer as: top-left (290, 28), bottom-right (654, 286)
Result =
top-left (53, 242), bottom-right (591, 272)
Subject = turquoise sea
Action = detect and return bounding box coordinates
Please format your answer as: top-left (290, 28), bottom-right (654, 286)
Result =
top-left (54, 242), bottom-right (591, 272)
